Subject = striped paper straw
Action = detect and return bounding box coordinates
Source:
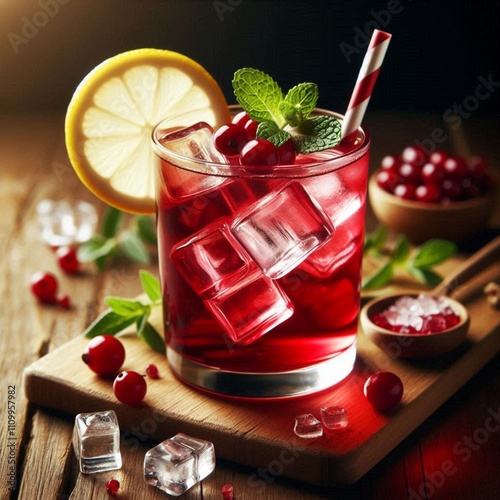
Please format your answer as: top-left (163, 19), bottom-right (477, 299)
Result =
top-left (342, 29), bottom-right (392, 141)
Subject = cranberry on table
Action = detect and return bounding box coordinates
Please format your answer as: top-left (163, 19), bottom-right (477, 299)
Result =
top-left (214, 123), bottom-right (248, 156)
top-left (82, 335), bottom-right (125, 378)
top-left (364, 371), bottom-right (404, 411)
top-left (113, 370), bottom-right (147, 406)
top-left (145, 363), bottom-right (160, 379)
top-left (239, 138), bottom-right (279, 167)
top-left (56, 246), bottom-right (80, 274)
top-left (30, 271), bottom-right (58, 303)
top-left (105, 479), bottom-right (120, 496)
top-left (57, 294), bottom-right (71, 310)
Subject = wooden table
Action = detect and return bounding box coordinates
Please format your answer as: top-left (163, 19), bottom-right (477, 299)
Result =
top-left (1, 112), bottom-right (499, 499)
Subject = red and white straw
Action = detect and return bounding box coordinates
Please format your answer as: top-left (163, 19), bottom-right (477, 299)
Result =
top-left (342, 29), bottom-right (392, 140)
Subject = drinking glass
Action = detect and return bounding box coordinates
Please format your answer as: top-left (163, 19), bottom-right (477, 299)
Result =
top-left (152, 106), bottom-right (370, 398)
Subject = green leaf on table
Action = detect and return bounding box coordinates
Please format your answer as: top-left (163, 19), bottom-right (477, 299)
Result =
top-left (279, 82), bottom-right (318, 126)
top-left (83, 310), bottom-right (138, 338)
top-left (392, 235), bottom-right (411, 264)
top-left (407, 266), bottom-right (442, 287)
top-left (105, 297), bottom-right (147, 317)
top-left (136, 314), bottom-right (165, 353)
top-left (119, 231), bottom-right (151, 264)
top-left (364, 225), bottom-right (388, 253)
top-left (77, 236), bottom-right (117, 264)
top-left (256, 121), bottom-right (291, 147)
top-left (411, 239), bottom-right (457, 268)
top-left (135, 215), bottom-right (157, 244)
top-left (362, 261), bottom-right (394, 290)
top-left (139, 270), bottom-right (161, 302)
top-left (232, 68), bottom-right (285, 126)
top-left (101, 206), bottom-right (123, 238)
top-left (293, 116), bottom-right (342, 154)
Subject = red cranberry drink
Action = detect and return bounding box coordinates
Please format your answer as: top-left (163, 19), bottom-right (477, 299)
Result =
top-left (152, 67), bottom-right (371, 398)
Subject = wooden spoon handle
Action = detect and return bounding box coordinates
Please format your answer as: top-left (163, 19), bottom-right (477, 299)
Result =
top-left (434, 236), bottom-right (500, 296)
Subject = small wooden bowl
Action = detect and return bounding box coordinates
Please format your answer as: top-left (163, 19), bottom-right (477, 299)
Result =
top-left (360, 293), bottom-right (470, 359)
top-left (368, 173), bottom-right (497, 243)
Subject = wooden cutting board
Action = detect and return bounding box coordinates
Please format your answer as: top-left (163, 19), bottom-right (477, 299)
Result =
top-left (23, 266), bottom-right (500, 486)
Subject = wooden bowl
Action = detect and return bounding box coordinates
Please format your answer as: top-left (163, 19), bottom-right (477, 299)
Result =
top-left (368, 173), bottom-right (497, 243)
top-left (360, 293), bottom-right (470, 359)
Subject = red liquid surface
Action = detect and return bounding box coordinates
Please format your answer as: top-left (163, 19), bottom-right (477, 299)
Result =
top-left (156, 149), bottom-right (369, 373)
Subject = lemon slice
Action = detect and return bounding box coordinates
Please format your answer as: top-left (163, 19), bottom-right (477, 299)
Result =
top-left (65, 48), bottom-right (230, 214)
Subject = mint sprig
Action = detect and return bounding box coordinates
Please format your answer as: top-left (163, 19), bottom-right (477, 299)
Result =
top-left (78, 207), bottom-right (156, 271)
top-left (362, 228), bottom-right (457, 290)
top-left (232, 68), bottom-right (341, 154)
top-left (83, 269), bottom-right (165, 354)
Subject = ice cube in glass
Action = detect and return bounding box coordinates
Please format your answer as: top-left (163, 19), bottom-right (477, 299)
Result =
top-left (72, 410), bottom-right (122, 474)
top-left (205, 268), bottom-right (294, 345)
top-left (232, 182), bottom-right (334, 279)
top-left (171, 221), bottom-right (254, 299)
top-left (156, 122), bottom-right (228, 204)
top-left (144, 433), bottom-right (215, 497)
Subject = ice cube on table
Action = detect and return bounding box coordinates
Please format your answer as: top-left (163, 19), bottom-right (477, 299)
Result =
top-left (205, 268), bottom-right (294, 345)
top-left (320, 405), bottom-right (348, 430)
top-left (171, 220), bottom-right (254, 299)
top-left (72, 410), bottom-right (122, 474)
top-left (144, 433), bottom-right (215, 497)
top-left (36, 199), bottom-right (97, 247)
top-left (156, 122), bottom-right (228, 204)
top-left (294, 414), bottom-right (323, 438)
top-left (232, 182), bottom-right (334, 279)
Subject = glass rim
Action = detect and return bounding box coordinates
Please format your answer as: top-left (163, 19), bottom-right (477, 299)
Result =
top-left (151, 105), bottom-right (370, 178)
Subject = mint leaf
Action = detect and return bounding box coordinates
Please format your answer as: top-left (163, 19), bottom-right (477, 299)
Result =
top-left (135, 215), bottom-right (157, 244)
top-left (105, 297), bottom-right (147, 317)
top-left (392, 235), bottom-right (411, 264)
top-left (102, 206), bottom-right (123, 238)
top-left (279, 83), bottom-right (318, 126)
top-left (137, 314), bottom-right (165, 354)
top-left (233, 68), bottom-right (285, 126)
top-left (364, 225), bottom-right (388, 253)
top-left (139, 270), bottom-right (161, 302)
top-left (83, 310), bottom-right (137, 338)
top-left (411, 239), bottom-right (457, 268)
top-left (119, 231), bottom-right (150, 264)
top-left (256, 121), bottom-right (291, 147)
top-left (77, 236), bottom-right (117, 263)
top-left (362, 261), bottom-right (394, 290)
top-left (407, 266), bottom-right (442, 287)
top-left (293, 116), bottom-right (342, 154)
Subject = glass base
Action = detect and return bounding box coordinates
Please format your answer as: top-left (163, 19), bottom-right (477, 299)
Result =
top-left (167, 342), bottom-right (357, 399)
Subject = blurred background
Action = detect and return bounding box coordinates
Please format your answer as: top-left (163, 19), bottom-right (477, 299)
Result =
top-left (1, 0), bottom-right (499, 117)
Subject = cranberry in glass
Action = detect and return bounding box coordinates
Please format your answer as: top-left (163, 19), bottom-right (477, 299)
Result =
top-left (243, 119), bottom-right (259, 138)
top-left (214, 123), bottom-right (248, 156)
top-left (231, 111), bottom-right (251, 127)
top-left (277, 139), bottom-right (296, 165)
top-left (240, 138), bottom-right (279, 167)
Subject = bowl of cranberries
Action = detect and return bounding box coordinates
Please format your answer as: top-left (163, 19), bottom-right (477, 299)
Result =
top-left (369, 146), bottom-right (496, 243)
